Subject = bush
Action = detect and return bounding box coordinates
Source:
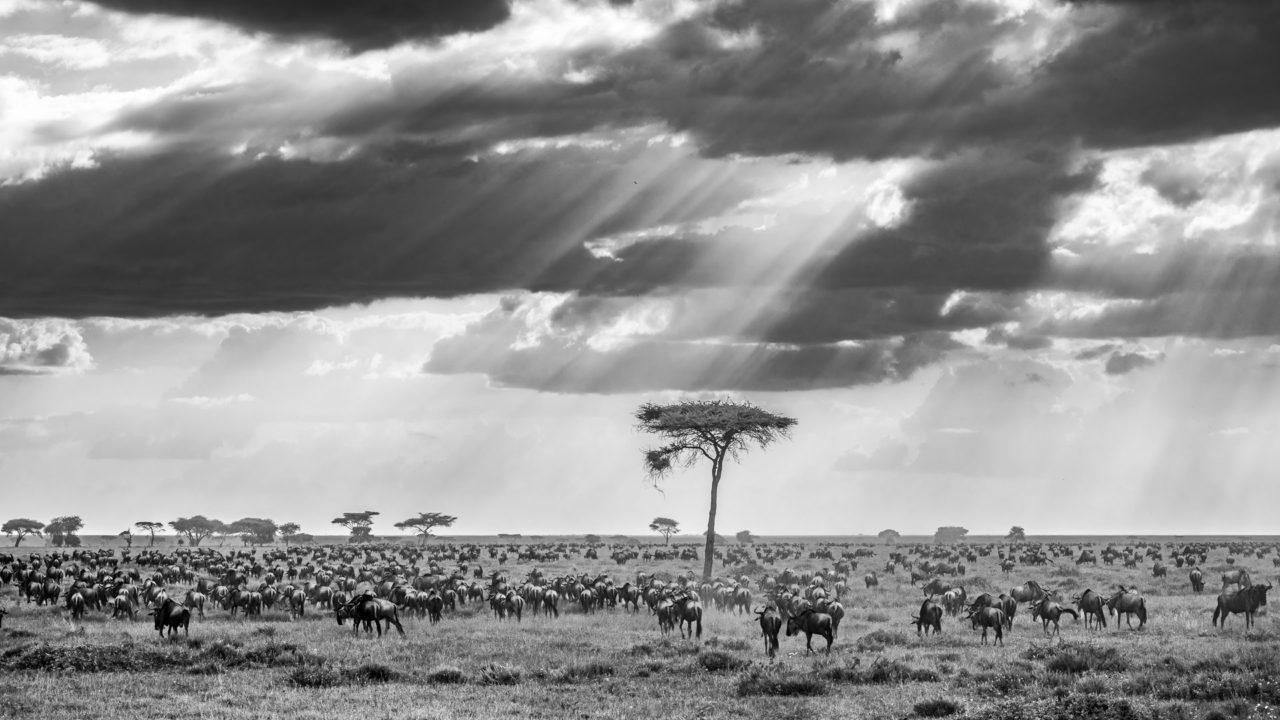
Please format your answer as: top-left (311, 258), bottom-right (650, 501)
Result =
top-left (913, 698), bottom-right (962, 717)
top-left (857, 629), bottom-right (911, 652)
top-left (736, 667), bottom-right (828, 697)
top-left (478, 663), bottom-right (523, 685)
top-left (861, 657), bottom-right (940, 684)
top-left (425, 666), bottom-right (467, 684)
top-left (1027, 642), bottom-right (1130, 675)
top-left (344, 663), bottom-right (399, 684)
top-left (699, 650), bottom-right (748, 672)
top-left (548, 661), bottom-right (616, 683)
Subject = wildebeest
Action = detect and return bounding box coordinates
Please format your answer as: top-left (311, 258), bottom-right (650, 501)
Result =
top-left (1221, 568), bottom-right (1252, 590)
top-left (964, 606), bottom-right (1006, 646)
top-left (148, 598), bottom-right (191, 639)
top-left (336, 594), bottom-right (405, 637)
top-left (108, 595), bottom-right (135, 621)
top-left (183, 590), bottom-right (206, 620)
top-left (1075, 589), bottom-right (1107, 629)
top-left (922, 578), bottom-right (958, 597)
top-left (996, 593), bottom-right (1017, 629)
top-left (785, 608), bottom-right (834, 654)
top-left (941, 588), bottom-right (967, 616)
top-left (911, 598), bottom-right (943, 636)
top-left (1008, 580), bottom-right (1048, 604)
top-left (673, 594), bottom-right (702, 640)
top-left (0, 607), bottom-right (6, 628)
top-left (1105, 586), bottom-right (1147, 630)
top-left (1152, 562), bottom-right (1167, 578)
top-left (755, 606), bottom-right (782, 658)
top-left (65, 592), bottom-right (86, 622)
top-left (863, 571), bottom-right (878, 589)
top-left (1029, 595), bottom-right (1078, 636)
top-left (1189, 568), bottom-right (1204, 593)
top-left (1212, 583), bottom-right (1272, 630)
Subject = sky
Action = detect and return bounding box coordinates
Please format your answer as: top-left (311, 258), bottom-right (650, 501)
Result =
top-left (2, 0), bottom-right (1280, 539)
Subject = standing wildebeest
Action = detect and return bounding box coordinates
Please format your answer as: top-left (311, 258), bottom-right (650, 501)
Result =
top-left (785, 608), bottom-right (834, 654)
top-left (922, 578), bottom-right (958, 597)
top-left (1105, 586), bottom-right (1147, 630)
top-left (336, 594), bottom-right (405, 637)
top-left (996, 593), bottom-right (1017, 629)
top-left (65, 592), bottom-right (86, 622)
top-left (1008, 580), bottom-right (1048, 604)
top-left (964, 606), bottom-right (1006, 646)
top-left (1075, 589), bottom-right (1107, 629)
top-left (673, 594), bottom-right (703, 640)
top-left (425, 591), bottom-right (444, 625)
top-left (755, 606), bottom-right (782, 658)
top-left (1212, 583), bottom-right (1271, 630)
top-left (1152, 562), bottom-right (1167, 578)
top-left (864, 571), bottom-right (878, 589)
top-left (1221, 569), bottom-right (1252, 591)
top-left (183, 590), bottom-right (206, 620)
top-left (1189, 568), bottom-right (1205, 593)
top-left (911, 598), bottom-right (943, 636)
top-left (148, 598), bottom-right (191, 639)
top-left (1029, 595), bottom-right (1078, 636)
top-left (108, 595), bottom-right (135, 621)
top-left (941, 588), bottom-right (967, 616)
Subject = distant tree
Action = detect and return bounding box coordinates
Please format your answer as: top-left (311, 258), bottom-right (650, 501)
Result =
top-left (650, 517), bottom-right (680, 545)
top-left (878, 529), bottom-right (901, 545)
top-left (702, 530), bottom-right (727, 544)
top-left (332, 511), bottom-right (379, 543)
top-left (584, 534), bottom-right (601, 545)
top-left (394, 513), bottom-right (457, 544)
top-left (637, 399), bottom-right (797, 583)
top-left (736, 530), bottom-right (755, 544)
top-left (934, 526), bottom-right (969, 544)
top-left (228, 518), bottom-right (278, 546)
top-left (292, 533), bottom-right (315, 544)
top-left (135, 521), bottom-right (164, 547)
top-left (278, 522), bottom-right (301, 546)
top-left (46, 515), bottom-right (84, 547)
top-left (119, 529), bottom-right (133, 548)
top-left (210, 520), bottom-right (233, 546)
top-left (1006, 526), bottom-right (1027, 543)
top-left (169, 516), bottom-right (221, 547)
top-left (3, 518), bottom-right (44, 547)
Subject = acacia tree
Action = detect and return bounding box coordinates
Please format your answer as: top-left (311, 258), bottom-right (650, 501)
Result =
top-left (394, 513), bottom-right (457, 544)
top-left (736, 530), bottom-right (755, 544)
top-left (332, 511), bottom-right (379, 543)
top-left (649, 517), bottom-right (680, 545)
top-left (934, 526), bottom-right (969, 544)
top-left (2, 518), bottom-right (44, 547)
top-left (169, 516), bottom-right (221, 547)
top-left (119, 529), bottom-right (133, 548)
top-left (229, 518), bottom-right (278, 546)
top-left (878, 529), bottom-right (901, 545)
top-left (278, 522), bottom-right (301, 546)
top-left (637, 399), bottom-right (797, 583)
top-left (1007, 526), bottom-right (1027, 543)
top-left (135, 521), bottom-right (164, 547)
top-left (46, 516), bottom-right (84, 547)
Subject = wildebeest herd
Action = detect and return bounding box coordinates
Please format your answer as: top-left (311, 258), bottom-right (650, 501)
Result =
top-left (0, 537), bottom-right (1274, 659)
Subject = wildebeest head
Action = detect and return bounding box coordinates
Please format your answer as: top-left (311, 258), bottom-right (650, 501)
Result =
top-left (784, 609), bottom-right (812, 636)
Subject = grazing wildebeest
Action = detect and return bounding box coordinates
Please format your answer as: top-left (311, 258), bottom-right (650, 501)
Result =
top-left (336, 594), bottom-right (405, 637)
top-left (1008, 580), bottom-right (1048, 604)
top-left (183, 590), bottom-right (206, 620)
top-left (65, 592), bottom-right (86, 622)
top-left (825, 601), bottom-right (845, 637)
top-left (785, 609), bottom-right (834, 654)
top-left (1221, 569), bottom-right (1252, 591)
top-left (755, 606), bottom-right (782, 658)
top-left (1029, 595), bottom-right (1078, 636)
top-left (1212, 583), bottom-right (1272, 630)
top-left (922, 578), bottom-right (958, 597)
top-left (1105, 586), bottom-right (1147, 630)
top-left (1076, 550), bottom-right (1097, 565)
top-left (655, 598), bottom-right (676, 636)
top-left (911, 598), bottom-right (943, 636)
top-left (863, 571), bottom-right (878, 589)
top-left (542, 589), bottom-right (560, 618)
top-left (941, 588), bottom-right (968, 616)
top-left (996, 593), bottom-right (1017, 630)
top-left (1075, 589), bottom-right (1107, 630)
top-left (148, 598), bottom-right (191, 639)
top-left (108, 595), bottom-right (135, 620)
top-left (1189, 568), bottom-right (1205, 593)
top-left (1152, 562), bottom-right (1167, 578)
top-left (965, 606), bottom-right (1006, 646)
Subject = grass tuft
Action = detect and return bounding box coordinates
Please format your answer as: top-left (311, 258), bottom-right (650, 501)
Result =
top-left (856, 629), bottom-right (911, 652)
top-left (913, 698), bottom-right (962, 717)
top-left (698, 650), bottom-right (748, 672)
top-left (425, 665), bottom-right (467, 684)
top-left (478, 663), bottom-right (523, 685)
top-left (736, 667), bottom-right (827, 697)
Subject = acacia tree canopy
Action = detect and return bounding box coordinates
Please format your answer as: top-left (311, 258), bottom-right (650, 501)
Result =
top-left (169, 516), bottom-right (222, 547)
top-left (135, 521), bottom-right (164, 547)
top-left (934, 526), bottom-right (969, 544)
top-left (637, 399), bottom-right (796, 583)
top-left (394, 513), bottom-right (457, 544)
top-left (649, 516), bottom-right (680, 545)
top-left (229, 517), bottom-right (278, 545)
top-left (1007, 526), bottom-right (1027, 542)
top-left (736, 530), bottom-right (754, 544)
top-left (2, 518), bottom-right (44, 547)
top-left (333, 511), bottom-right (379, 543)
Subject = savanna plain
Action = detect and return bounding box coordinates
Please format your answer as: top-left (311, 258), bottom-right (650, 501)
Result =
top-left (1, 535), bottom-right (1278, 720)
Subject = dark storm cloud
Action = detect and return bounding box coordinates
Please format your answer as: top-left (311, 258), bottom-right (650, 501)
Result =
top-left (0, 146), bottom-right (754, 318)
top-left (85, 0), bottom-right (511, 52)
top-left (1104, 351), bottom-right (1160, 375)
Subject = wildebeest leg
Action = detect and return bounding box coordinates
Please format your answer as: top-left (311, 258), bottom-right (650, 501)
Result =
top-left (805, 632), bottom-right (814, 653)
top-left (823, 631), bottom-right (832, 655)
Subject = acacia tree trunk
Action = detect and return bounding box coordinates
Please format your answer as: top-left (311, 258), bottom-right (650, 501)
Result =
top-left (702, 452), bottom-right (724, 584)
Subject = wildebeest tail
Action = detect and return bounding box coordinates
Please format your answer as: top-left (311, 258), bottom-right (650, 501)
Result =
top-left (1061, 608), bottom-right (1079, 621)
top-left (1137, 599), bottom-right (1147, 624)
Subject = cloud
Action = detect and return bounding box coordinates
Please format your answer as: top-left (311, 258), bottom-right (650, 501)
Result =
top-left (84, 0), bottom-right (512, 52)
top-left (0, 319), bottom-right (94, 374)
top-left (1104, 350), bottom-right (1159, 375)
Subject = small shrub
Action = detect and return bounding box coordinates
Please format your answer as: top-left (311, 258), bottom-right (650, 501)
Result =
top-left (913, 698), bottom-right (962, 717)
top-left (425, 666), bottom-right (467, 684)
top-left (857, 629), bottom-right (910, 652)
top-left (861, 657), bottom-right (940, 684)
top-left (344, 662), bottom-right (398, 684)
top-left (699, 650), bottom-right (748, 672)
top-left (550, 661), bottom-right (616, 683)
top-left (736, 667), bottom-right (828, 697)
top-left (478, 663), bottom-right (523, 685)
top-left (1075, 676), bottom-right (1108, 695)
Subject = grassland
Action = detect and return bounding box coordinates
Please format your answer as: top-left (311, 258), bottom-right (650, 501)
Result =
top-left (1, 538), bottom-right (1277, 720)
